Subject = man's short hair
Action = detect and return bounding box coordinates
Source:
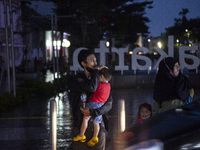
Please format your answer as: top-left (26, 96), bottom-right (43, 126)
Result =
top-left (99, 68), bottom-right (112, 82)
top-left (78, 50), bottom-right (94, 68)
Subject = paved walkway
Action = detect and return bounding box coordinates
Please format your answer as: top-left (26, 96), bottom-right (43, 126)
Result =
top-left (0, 92), bottom-right (72, 150)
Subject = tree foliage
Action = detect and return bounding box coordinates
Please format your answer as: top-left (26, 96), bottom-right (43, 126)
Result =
top-left (166, 9), bottom-right (200, 45)
top-left (43, 0), bottom-right (153, 49)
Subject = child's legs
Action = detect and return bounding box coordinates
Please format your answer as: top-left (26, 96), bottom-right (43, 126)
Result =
top-left (86, 101), bottom-right (104, 138)
top-left (93, 122), bottom-right (100, 137)
top-left (80, 115), bottom-right (90, 136)
top-left (92, 115), bottom-right (102, 137)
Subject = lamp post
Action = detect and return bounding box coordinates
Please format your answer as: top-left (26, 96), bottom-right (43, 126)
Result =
top-left (157, 41), bottom-right (162, 49)
top-left (62, 32), bottom-right (71, 63)
top-left (3, 0), bottom-right (11, 93)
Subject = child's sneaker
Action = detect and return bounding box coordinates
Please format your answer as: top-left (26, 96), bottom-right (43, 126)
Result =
top-left (73, 135), bottom-right (86, 142)
top-left (87, 136), bottom-right (99, 147)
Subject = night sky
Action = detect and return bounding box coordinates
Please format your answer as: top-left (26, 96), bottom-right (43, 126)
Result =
top-left (144, 0), bottom-right (200, 37)
top-left (29, 0), bottom-right (200, 37)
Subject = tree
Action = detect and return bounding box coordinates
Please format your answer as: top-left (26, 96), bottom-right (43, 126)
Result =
top-left (45, 0), bottom-right (153, 50)
top-left (166, 8), bottom-right (200, 46)
top-left (179, 8), bottom-right (189, 24)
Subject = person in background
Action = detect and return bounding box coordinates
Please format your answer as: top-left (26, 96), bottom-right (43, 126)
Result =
top-left (67, 50), bottom-right (113, 150)
top-left (152, 57), bottom-right (194, 115)
top-left (136, 103), bottom-right (152, 123)
top-left (73, 67), bottom-right (112, 147)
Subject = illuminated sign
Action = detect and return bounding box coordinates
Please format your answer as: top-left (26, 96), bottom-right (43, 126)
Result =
top-left (70, 36), bottom-right (200, 75)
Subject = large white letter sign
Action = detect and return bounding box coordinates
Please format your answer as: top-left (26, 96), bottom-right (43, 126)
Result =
top-left (70, 47), bottom-right (87, 75)
top-left (168, 35), bottom-right (174, 57)
top-left (95, 40), bottom-right (109, 65)
top-left (69, 36), bottom-right (200, 74)
top-left (179, 46), bottom-right (199, 73)
top-left (153, 47), bottom-right (169, 70)
top-left (112, 47), bottom-right (129, 75)
top-left (131, 47), bottom-right (152, 74)
top-left (153, 36), bottom-right (174, 69)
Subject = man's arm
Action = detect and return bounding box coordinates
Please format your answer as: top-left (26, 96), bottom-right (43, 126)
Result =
top-left (67, 68), bottom-right (99, 93)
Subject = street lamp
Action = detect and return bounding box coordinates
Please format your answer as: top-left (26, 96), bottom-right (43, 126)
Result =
top-left (62, 32), bottom-right (71, 63)
top-left (106, 41), bottom-right (110, 47)
top-left (176, 39), bottom-right (179, 47)
top-left (157, 41), bottom-right (162, 49)
top-left (63, 39), bottom-right (70, 48)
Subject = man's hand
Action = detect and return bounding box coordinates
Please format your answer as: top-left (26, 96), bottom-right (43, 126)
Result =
top-left (94, 65), bottom-right (108, 70)
top-left (80, 107), bottom-right (90, 116)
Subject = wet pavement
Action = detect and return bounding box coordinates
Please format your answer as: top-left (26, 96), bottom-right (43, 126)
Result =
top-left (0, 87), bottom-right (199, 150)
top-left (0, 92), bottom-right (72, 150)
top-left (0, 88), bottom-right (153, 149)
top-left (0, 70), bottom-right (200, 149)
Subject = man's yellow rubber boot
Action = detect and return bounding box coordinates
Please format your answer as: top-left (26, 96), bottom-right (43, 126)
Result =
top-left (73, 135), bottom-right (86, 142)
top-left (87, 136), bottom-right (99, 147)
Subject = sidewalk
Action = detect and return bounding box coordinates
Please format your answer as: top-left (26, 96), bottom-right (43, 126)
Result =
top-left (0, 90), bottom-right (120, 150)
top-left (0, 92), bottom-right (72, 150)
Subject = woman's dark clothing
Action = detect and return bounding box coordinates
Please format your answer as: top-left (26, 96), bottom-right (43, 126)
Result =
top-left (153, 57), bottom-right (193, 115)
top-left (153, 57), bottom-right (191, 102)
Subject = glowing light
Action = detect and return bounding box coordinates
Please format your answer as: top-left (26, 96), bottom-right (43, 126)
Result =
top-left (157, 41), bottom-right (162, 49)
top-left (185, 29), bottom-right (188, 32)
top-left (149, 66), bottom-right (152, 71)
top-left (177, 39), bottom-right (179, 43)
top-left (45, 70), bottom-right (54, 82)
top-left (63, 39), bottom-right (70, 47)
top-left (106, 41), bottom-right (110, 47)
top-left (57, 41), bottom-right (61, 50)
top-left (129, 51), bottom-right (133, 55)
top-left (53, 41), bottom-right (57, 46)
top-left (46, 40), bottom-right (51, 46)
top-left (55, 72), bottom-right (61, 79)
top-left (148, 39), bottom-right (151, 42)
top-left (57, 41), bottom-right (61, 47)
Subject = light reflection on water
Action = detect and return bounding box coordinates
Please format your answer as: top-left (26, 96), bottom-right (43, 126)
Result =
top-left (49, 92), bottom-right (73, 148)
